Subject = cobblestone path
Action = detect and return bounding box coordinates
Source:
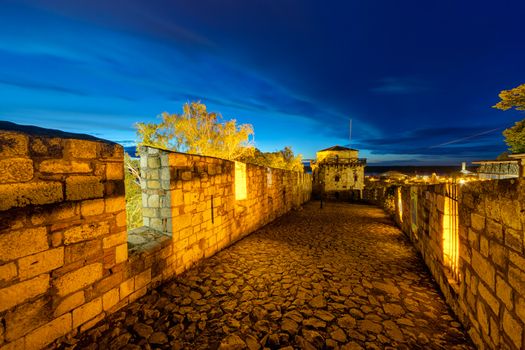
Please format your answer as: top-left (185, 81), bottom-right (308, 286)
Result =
top-left (56, 202), bottom-right (474, 350)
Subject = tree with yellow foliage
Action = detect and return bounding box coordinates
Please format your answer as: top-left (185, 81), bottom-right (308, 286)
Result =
top-left (493, 83), bottom-right (525, 111)
top-left (494, 84), bottom-right (525, 153)
top-left (136, 102), bottom-right (255, 160)
top-left (242, 146), bottom-right (304, 171)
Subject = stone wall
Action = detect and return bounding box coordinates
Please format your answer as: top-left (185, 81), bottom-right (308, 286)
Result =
top-left (363, 179), bottom-right (525, 350)
top-left (0, 126), bottom-right (127, 350)
top-left (0, 125), bottom-right (311, 350)
top-left (138, 146), bottom-right (312, 272)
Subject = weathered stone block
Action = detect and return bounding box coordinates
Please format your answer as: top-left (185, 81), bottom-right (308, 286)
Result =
top-left (53, 263), bottom-right (103, 297)
top-left (0, 338), bottom-right (24, 350)
top-left (134, 269), bottom-right (151, 290)
top-left (102, 287), bottom-right (119, 311)
top-left (503, 309), bottom-right (522, 349)
top-left (509, 251), bottom-right (525, 272)
top-left (80, 199), bottom-right (104, 217)
top-left (168, 153), bottom-right (187, 167)
top-left (116, 212), bottom-right (127, 227)
top-left (505, 228), bottom-right (523, 253)
top-left (476, 300), bottom-right (489, 335)
top-left (468, 229), bottom-right (479, 250)
top-left (94, 271), bottom-right (123, 295)
top-left (25, 313), bottom-right (72, 350)
top-left (106, 162), bottom-right (124, 180)
top-left (63, 222), bottom-right (109, 245)
top-left (142, 207), bottom-right (159, 218)
top-left (0, 132), bottom-right (28, 157)
top-left (147, 157), bottom-right (160, 169)
top-left (66, 176), bottom-right (104, 201)
top-left (119, 278), bottom-right (134, 299)
top-left (489, 241), bottom-right (506, 270)
top-left (471, 213), bottom-right (485, 232)
top-left (105, 196), bottom-right (125, 213)
top-left (64, 240), bottom-right (102, 264)
top-left (0, 158), bottom-right (33, 183)
top-left (115, 243), bottom-right (128, 264)
top-left (145, 194), bottom-right (159, 209)
top-left (49, 203), bottom-right (78, 223)
top-left (478, 282), bottom-right (500, 315)
top-left (173, 214), bottom-right (192, 232)
top-left (0, 274), bottom-right (49, 312)
top-left (54, 290), bottom-right (85, 317)
top-left (0, 262), bottom-right (17, 284)
top-left (487, 220), bottom-right (503, 241)
top-left (147, 180), bottom-right (160, 189)
top-left (0, 182), bottom-right (63, 211)
top-left (5, 296), bottom-right (51, 341)
top-left (72, 297), bottom-right (102, 328)
top-left (66, 140), bottom-right (97, 159)
top-left (102, 232), bottom-right (127, 249)
top-left (516, 296), bottom-right (525, 324)
top-left (99, 143), bottom-right (123, 159)
top-left (500, 200), bottom-right (522, 231)
top-left (480, 236), bottom-right (489, 257)
top-left (18, 247), bottom-right (64, 280)
top-left (0, 227), bottom-right (48, 262)
top-left (30, 137), bottom-right (62, 157)
top-left (39, 160), bottom-right (91, 174)
top-left (508, 265), bottom-right (525, 297)
top-left (496, 275), bottom-right (513, 310)
top-left (472, 250), bottom-right (495, 289)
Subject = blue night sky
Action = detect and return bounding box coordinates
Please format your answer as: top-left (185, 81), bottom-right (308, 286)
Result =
top-left (1, 0), bottom-right (524, 164)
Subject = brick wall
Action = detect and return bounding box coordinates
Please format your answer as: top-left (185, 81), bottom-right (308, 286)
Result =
top-left (0, 126), bottom-right (311, 350)
top-left (363, 179), bottom-right (525, 350)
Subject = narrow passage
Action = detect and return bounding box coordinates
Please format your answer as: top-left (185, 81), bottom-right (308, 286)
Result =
top-left (56, 202), bottom-right (474, 350)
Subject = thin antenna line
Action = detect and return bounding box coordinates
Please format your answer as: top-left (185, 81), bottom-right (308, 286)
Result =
top-left (349, 119), bottom-right (352, 146)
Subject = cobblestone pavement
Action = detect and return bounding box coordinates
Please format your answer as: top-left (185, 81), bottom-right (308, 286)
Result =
top-left (56, 202), bottom-right (475, 350)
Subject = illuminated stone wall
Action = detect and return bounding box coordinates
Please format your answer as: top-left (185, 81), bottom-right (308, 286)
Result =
top-left (0, 126), bottom-right (127, 350)
top-left (364, 179), bottom-right (525, 350)
top-left (138, 146), bottom-right (312, 272)
top-left (0, 125), bottom-right (311, 350)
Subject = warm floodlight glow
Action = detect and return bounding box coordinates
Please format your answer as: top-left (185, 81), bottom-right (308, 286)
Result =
top-left (235, 161), bottom-right (247, 200)
top-left (443, 184), bottom-right (459, 279)
top-left (397, 187), bottom-right (403, 222)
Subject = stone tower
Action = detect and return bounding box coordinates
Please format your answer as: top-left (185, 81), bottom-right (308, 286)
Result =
top-left (311, 145), bottom-right (366, 200)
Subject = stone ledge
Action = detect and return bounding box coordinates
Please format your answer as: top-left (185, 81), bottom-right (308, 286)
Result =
top-left (127, 226), bottom-right (171, 256)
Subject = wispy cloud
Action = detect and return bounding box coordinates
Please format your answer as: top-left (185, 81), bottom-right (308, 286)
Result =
top-left (0, 78), bottom-right (88, 96)
top-left (429, 127), bottom-right (502, 148)
top-left (370, 77), bottom-right (429, 94)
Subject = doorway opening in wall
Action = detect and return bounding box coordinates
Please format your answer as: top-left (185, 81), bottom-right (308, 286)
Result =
top-left (235, 161), bottom-right (247, 200)
top-left (443, 183), bottom-right (460, 283)
top-left (124, 153), bottom-right (143, 230)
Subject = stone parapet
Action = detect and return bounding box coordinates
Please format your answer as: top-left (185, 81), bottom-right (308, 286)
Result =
top-left (363, 179), bottom-right (525, 350)
top-left (0, 123), bottom-right (311, 350)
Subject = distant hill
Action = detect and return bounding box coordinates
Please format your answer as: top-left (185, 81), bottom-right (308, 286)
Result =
top-left (124, 146), bottom-right (138, 156)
